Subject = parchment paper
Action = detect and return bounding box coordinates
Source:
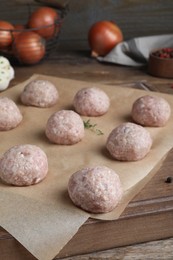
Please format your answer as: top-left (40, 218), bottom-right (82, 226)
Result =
top-left (0, 74), bottom-right (173, 260)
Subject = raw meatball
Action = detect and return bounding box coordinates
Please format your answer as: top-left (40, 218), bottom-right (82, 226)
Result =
top-left (73, 87), bottom-right (110, 116)
top-left (45, 110), bottom-right (85, 145)
top-left (0, 144), bottom-right (48, 186)
top-left (106, 122), bottom-right (152, 161)
top-left (0, 97), bottom-right (22, 131)
top-left (68, 166), bottom-right (123, 213)
top-left (131, 95), bottom-right (171, 127)
top-left (21, 79), bottom-right (59, 108)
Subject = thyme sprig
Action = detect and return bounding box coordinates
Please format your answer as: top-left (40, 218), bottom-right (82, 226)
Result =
top-left (83, 119), bottom-right (104, 136)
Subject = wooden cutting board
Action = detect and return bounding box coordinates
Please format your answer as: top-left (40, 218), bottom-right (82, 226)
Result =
top-left (1, 147), bottom-right (173, 260)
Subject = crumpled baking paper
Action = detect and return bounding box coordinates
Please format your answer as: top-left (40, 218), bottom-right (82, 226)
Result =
top-left (0, 74), bottom-right (173, 260)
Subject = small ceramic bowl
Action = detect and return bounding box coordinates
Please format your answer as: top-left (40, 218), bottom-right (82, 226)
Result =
top-left (148, 48), bottom-right (173, 79)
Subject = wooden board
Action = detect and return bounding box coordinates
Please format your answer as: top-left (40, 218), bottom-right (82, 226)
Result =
top-left (1, 147), bottom-right (173, 260)
top-left (0, 49), bottom-right (173, 259)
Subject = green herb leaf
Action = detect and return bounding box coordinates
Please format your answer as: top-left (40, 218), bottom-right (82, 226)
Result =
top-left (83, 119), bottom-right (104, 135)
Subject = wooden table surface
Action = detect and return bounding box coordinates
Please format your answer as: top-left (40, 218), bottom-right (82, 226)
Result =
top-left (1, 50), bottom-right (173, 260)
top-left (10, 50), bottom-right (173, 94)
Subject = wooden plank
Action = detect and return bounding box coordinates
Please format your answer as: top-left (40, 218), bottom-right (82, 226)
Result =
top-left (1, 148), bottom-right (173, 259)
top-left (57, 148), bottom-right (173, 258)
top-left (0, 49), bottom-right (173, 259)
top-left (57, 237), bottom-right (173, 260)
top-left (0, 1), bottom-right (173, 50)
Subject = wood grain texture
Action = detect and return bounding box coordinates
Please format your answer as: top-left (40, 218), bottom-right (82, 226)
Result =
top-left (56, 147), bottom-right (173, 258)
top-left (1, 147), bottom-right (173, 259)
top-left (9, 50), bottom-right (173, 95)
top-left (0, 50), bottom-right (173, 259)
top-left (0, 2), bottom-right (173, 258)
top-left (0, 0), bottom-right (173, 50)
top-left (57, 238), bottom-right (173, 260)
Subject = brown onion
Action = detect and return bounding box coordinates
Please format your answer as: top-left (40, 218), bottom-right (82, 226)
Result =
top-left (28, 7), bottom-right (59, 40)
top-left (88, 20), bottom-right (123, 57)
top-left (12, 24), bottom-right (26, 39)
top-left (12, 31), bottom-right (46, 65)
top-left (0, 20), bottom-right (14, 48)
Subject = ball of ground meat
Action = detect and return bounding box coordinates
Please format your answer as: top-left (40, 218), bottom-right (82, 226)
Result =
top-left (73, 87), bottom-right (110, 116)
top-left (0, 144), bottom-right (48, 186)
top-left (106, 122), bottom-right (152, 161)
top-left (131, 95), bottom-right (171, 127)
top-left (45, 110), bottom-right (85, 145)
top-left (68, 166), bottom-right (123, 213)
top-left (21, 79), bottom-right (59, 108)
top-left (0, 97), bottom-right (22, 131)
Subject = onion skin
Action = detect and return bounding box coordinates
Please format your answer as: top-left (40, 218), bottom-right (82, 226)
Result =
top-left (12, 31), bottom-right (46, 65)
top-left (12, 24), bottom-right (26, 39)
top-left (88, 20), bottom-right (123, 57)
top-left (0, 20), bottom-right (14, 48)
top-left (28, 7), bottom-right (59, 40)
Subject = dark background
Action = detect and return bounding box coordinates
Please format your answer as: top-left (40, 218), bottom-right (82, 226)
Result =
top-left (1, 0), bottom-right (173, 50)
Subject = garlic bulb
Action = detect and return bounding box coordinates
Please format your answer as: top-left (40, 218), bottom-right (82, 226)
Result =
top-left (0, 56), bottom-right (15, 91)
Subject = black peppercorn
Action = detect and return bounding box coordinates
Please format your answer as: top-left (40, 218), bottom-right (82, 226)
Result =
top-left (165, 176), bottom-right (172, 183)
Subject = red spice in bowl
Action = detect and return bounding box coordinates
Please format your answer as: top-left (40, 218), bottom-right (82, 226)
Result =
top-left (148, 48), bottom-right (173, 79)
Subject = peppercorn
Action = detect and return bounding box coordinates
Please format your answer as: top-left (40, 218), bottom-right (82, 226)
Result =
top-left (153, 48), bottom-right (173, 59)
top-left (165, 176), bottom-right (172, 183)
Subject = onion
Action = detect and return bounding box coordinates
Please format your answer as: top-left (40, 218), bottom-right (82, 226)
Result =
top-left (28, 7), bottom-right (59, 40)
top-left (12, 31), bottom-right (46, 65)
top-left (12, 24), bottom-right (26, 39)
top-left (88, 20), bottom-right (123, 57)
top-left (0, 20), bottom-right (14, 48)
